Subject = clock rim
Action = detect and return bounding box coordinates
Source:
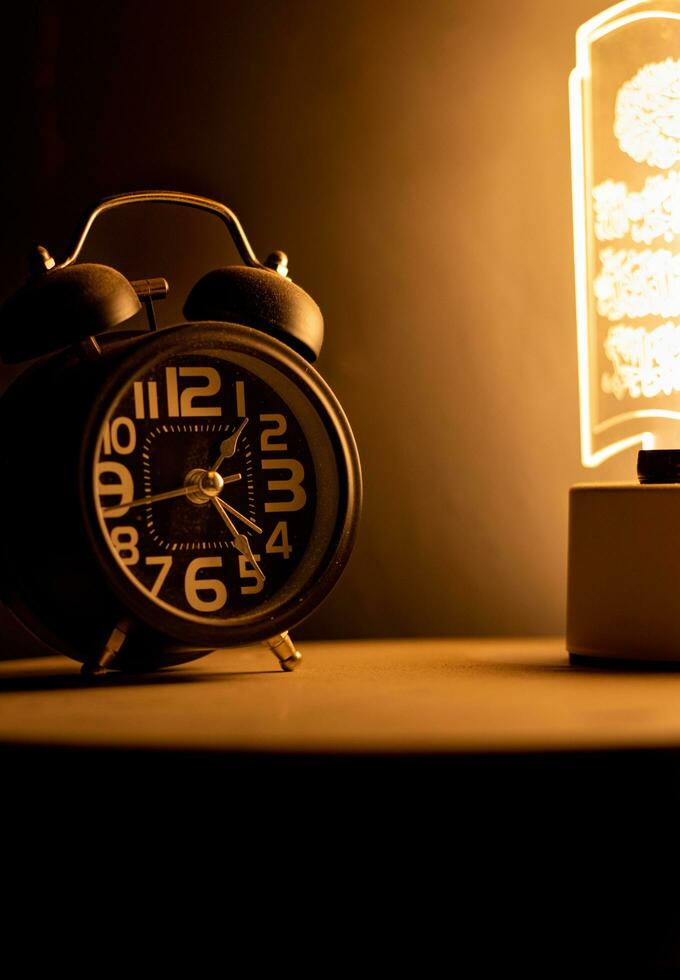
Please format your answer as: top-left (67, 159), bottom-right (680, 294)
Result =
top-left (80, 321), bottom-right (362, 648)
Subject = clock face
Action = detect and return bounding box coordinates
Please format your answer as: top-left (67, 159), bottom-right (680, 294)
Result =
top-left (86, 324), bottom-right (356, 644)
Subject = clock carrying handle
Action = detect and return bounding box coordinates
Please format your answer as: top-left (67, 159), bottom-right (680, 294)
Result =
top-left (52, 190), bottom-right (281, 274)
top-left (1, 188), bottom-right (322, 364)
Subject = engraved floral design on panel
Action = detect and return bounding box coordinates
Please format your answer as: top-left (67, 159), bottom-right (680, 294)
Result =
top-left (615, 58), bottom-right (680, 169)
top-left (602, 321), bottom-right (680, 399)
top-left (592, 59), bottom-right (680, 401)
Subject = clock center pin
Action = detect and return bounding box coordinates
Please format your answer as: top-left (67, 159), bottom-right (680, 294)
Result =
top-left (184, 467), bottom-right (225, 504)
top-left (199, 470), bottom-right (224, 497)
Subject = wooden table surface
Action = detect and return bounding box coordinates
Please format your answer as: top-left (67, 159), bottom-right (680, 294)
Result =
top-left (4, 636), bottom-right (680, 754)
top-left (5, 636), bottom-right (680, 969)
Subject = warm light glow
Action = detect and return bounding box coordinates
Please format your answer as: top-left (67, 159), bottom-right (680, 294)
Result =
top-left (571, 1), bottom-right (680, 466)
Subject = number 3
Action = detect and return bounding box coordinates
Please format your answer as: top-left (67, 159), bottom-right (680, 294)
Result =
top-left (262, 459), bottom-right (306, 512)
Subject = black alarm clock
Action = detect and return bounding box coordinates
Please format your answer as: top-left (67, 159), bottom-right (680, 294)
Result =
top-left (0, 191), bottom-right (361, 674)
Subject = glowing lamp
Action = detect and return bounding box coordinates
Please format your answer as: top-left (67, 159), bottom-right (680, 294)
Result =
top-left (567, 1), bottom-right (680, 662)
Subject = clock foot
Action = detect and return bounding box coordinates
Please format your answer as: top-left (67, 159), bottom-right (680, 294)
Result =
top-left (262, 631), bottom-right (302, 672)
top-left (81, 619), bottom-right (131, 676)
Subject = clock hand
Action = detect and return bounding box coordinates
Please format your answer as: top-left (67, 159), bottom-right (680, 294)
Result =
top-left (213, 494), bottom-right (263, 534)
top-left (210, 497), bottom-right (265, 583)
top-left (101, 472), bottom-right (242, 514)
top-left (211, 417), bottom-right (249, 470)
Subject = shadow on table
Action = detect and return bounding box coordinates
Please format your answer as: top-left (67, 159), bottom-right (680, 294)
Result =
top-left (0, 666), bottom-right (278, 693)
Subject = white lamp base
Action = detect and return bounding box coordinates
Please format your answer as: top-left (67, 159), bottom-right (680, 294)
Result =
top-left (567, 482), bottom-right (680, 662)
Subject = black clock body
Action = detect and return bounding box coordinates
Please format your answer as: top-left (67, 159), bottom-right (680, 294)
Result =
top-left (0, 191), bottom-right (362, 673)
top-left (0, 320), bottom-right (361, 671)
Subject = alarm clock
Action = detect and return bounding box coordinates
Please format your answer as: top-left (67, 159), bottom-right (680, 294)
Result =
top-left (0, 191), bottom-right (361, 674)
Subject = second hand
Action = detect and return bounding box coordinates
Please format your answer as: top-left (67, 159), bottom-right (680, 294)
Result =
top-left (102, 472), bottom-right (242, 514)
top-left (214, 496), bottom-right (262, 534)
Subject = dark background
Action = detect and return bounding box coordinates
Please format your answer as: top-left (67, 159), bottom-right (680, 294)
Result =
top-left (0, 0), bottom-right (633, 648)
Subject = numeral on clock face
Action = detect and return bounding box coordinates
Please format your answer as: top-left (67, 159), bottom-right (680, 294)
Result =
top-left (239, 554), bottom-right (264, 594)
top-left (263, 459), bottom-right (306, 512)
top-left (133, 381), bottom-right (159, 419)
top-left (101, 417), bottom-right (136, 455)
top-left (145, 556), bottom-right (173, 596)
top-left (134, 369), bottom-right (225, 419)
top-left (96, 461), bottom-right (134, 517)
top-left (110, 526), bottom-right (139, 565)
top-left (260, 414), bottom-right (288, 452)
top-left (235, 380), bottom-right (246, 417)
top-left (165, 367), bottom-right (222, 417)
top-left (185, 557), bottom-right (227, 612)
top-left (266, 521), bottom-right (292, 558)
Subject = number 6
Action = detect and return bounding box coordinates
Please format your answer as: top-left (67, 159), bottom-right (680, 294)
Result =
top-left (184, 557), bottom-right (227, 612)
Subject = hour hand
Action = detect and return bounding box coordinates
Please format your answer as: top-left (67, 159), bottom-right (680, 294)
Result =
top-left (212, 417), bottom-right (248, 470)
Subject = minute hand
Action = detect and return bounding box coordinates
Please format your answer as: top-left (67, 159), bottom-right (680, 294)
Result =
top-left (211, 497), bottom-right (265, 582)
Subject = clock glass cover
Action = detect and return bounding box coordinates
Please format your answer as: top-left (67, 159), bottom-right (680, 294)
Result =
top-left (90, 329), bottom-right (344, 637)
